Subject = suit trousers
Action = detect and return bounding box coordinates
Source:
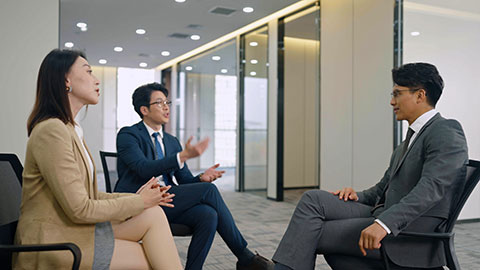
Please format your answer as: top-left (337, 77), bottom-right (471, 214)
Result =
top-left (161, 182), bottom-right (247, 270)
top-left (273, 190), bottom-right (380, 270)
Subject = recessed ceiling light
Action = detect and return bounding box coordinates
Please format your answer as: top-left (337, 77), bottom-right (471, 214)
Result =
top-left (80, 27), bottom-right (88, 32)
top-left (185, 66), bottom-right (193, 71)
top-left (190, 35), bottom-right (201, 40)
top-left (220, 69), bottom-right (228, 73)
top-left (76, 22), bottom-right (87, 28)
top-left (250, 59), bottom-right (258, 64)
top-left (250, 71), bottom-right (256, 76)
top-left (136, 28), bottom-right (146, 35)
top-left (212, 55), bottom-right (221, 61)
top-left (114, 46), bottom-right (123, 52)
top-left (243, 7), bottom-right (254, 13)
top-left (410, 31), bottom-right (420, 36)
top-left (249, 41), bottom-right (258, 47)
top-left (161, 51), bottom-right (171, 56)
top-left (64, 42), bottom-right (74, 48)
top-left (175, 0), bottom-right (186, 2)
top-left (99, 59), bottom-right (107, 64)
top-left (139, 62), bottom-right (148, 68)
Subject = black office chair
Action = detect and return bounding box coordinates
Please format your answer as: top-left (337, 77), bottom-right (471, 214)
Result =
top-left (99, 151), bottom-right (193, 236)
top-left (0, 153), bottom-right (81, 270)
top-left (381, 159), bottom-right (480, 270)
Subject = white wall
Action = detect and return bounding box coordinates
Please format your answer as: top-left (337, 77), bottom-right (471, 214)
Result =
top-left (320, 0), bottom-right (394, 191)
top-left (0, 0), bottom-right (59, 162)
top-left (403, 1), bottom-right (480, 219)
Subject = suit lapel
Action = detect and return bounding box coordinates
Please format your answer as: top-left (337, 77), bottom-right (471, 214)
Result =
top-left (83, 141), bottom-right (97, 198)
top-left (137, 122), bottom-right (156, 156)
top-left (392, 113), bottom-right (441, 175)
top-left (68, 125), bottom-right (94, 196)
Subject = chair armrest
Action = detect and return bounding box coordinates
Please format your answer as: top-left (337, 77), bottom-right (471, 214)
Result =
top-left (397, 231), bottom-right (453, 240)
top-left (0, 242), bottom-right (81, 270)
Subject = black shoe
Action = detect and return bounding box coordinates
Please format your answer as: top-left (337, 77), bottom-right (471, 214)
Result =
top-left (236, 253), bottom-right (275, 270)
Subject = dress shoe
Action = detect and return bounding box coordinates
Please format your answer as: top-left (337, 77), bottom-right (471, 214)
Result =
top-left (236, 253), bottom-right (275, 270)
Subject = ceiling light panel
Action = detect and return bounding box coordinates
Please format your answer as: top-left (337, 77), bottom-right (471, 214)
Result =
top-left (243, 7), bottom-right (254, 13)
top-left (190, 35), bottom-right (201, 40)
top-left (136, 29), bottom-right (146, 35)
top-left (114, 46), bottom-right (123, 52)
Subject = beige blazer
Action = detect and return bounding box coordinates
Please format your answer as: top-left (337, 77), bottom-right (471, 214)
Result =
top-left (13, 118), bottom-right (144, 269)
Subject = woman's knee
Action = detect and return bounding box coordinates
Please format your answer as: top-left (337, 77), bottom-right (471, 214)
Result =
top-left (142, 206), bottom-right (168, 224)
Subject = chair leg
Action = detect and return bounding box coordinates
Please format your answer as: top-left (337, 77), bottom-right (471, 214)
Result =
top-left (444, 235), bottom-right (461, 270)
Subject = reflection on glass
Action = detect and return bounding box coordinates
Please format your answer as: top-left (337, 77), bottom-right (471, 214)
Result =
top-left (177, 40), bottom-right (237, 172)
top-left (243, 26), bottom-right (268, 190)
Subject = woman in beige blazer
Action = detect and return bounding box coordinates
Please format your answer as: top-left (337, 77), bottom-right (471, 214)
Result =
top-left (14, 49), bottom-right (183, 270)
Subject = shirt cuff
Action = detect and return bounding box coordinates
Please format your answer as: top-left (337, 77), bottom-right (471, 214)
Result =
top-left (176, 153), bottom-right (184, 169)
top-left (374, 219), bottom-right (391, 234)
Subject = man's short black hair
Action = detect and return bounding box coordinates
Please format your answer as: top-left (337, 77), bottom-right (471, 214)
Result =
top-left (132, 82), bottom-right (169, 119)
top-left (392, 62), bottom-right (444, 107)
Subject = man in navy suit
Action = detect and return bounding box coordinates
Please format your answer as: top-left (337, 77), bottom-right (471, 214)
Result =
top-left (115, 83), bottom-right (273, 270)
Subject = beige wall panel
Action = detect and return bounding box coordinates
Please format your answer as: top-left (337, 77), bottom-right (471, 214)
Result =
top-left (284, 37), bottom-right (319, 188)
top-left (320, 0), bottom-right (354, 191)
top-left (267, 19), bottom-right (278, 199)
top-left (352, 0), bottom-right (394, 190)
top-left (0, 0), bottom-right (59, 162)
top-left (284, 38), bottom-right (306, 188)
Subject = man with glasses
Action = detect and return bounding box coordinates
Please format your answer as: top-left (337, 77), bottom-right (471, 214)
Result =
top-left (270, 63), bottom-right (468, 270)
top-left (115, 83), bottom-right (273, 270)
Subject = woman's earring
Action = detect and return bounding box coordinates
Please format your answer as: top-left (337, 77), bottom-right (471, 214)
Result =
top-left (66, 86), bottom-right (72, 93)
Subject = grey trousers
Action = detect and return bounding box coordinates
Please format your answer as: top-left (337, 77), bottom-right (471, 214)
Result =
top-left (273, 190), bottom-right (380, 270)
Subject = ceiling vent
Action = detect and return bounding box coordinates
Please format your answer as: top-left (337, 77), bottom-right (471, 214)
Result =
top-left (168, 33), bottom-right (190, 39)
top-left (209, 6), bottom-right (236, 16)
top-left (186, 24), bottom-right (203, 30)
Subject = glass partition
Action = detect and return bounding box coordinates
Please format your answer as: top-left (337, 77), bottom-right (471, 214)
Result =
top-left (282, 5), bottom-right (320, 189)
top-left (177, 40), bottom-right (237, 174)
top-left (241, 26), bottom-right (269, 191)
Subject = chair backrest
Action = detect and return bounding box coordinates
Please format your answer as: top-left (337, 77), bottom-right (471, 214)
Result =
top-left (445, 159), bottom-right (480, 232)
top-left (99, 151), bottom-right (118, 193)
top-left (0, 154), bottom-right (23, 268)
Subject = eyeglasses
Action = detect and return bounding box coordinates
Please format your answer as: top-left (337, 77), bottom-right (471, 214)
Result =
top-left (149, 100), bottom-right (172, 108)
top-left (390, 88), bottom-right (422, 98)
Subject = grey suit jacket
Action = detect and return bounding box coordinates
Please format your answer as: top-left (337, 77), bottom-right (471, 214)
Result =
top-left (357, 113), bottom-right (468, 267)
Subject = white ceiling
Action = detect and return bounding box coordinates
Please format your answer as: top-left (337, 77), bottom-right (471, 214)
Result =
top-left (60, 0), bottom-right (300, 69)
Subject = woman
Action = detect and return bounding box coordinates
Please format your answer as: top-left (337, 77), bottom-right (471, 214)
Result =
top-left (14, 49), bottom-right (183, 270)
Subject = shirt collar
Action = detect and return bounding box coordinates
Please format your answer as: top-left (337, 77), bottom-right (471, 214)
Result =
top-left (409, 109), bottom-right (437, 134)
top-left (143, 121), bottom-right (163, 139)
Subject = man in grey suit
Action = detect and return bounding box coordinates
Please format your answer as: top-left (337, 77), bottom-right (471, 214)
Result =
top-left (270, 63), bottom-right (468, 270)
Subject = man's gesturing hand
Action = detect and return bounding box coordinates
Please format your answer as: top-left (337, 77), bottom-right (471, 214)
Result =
top-left (331, 187), bottom-right (358, 201)
top-left (200, 163), bottom-right (226, 182)
top-left (358, 222), bottom-right (387, 256)
top-left (179, 136), bottom-right (210, 163)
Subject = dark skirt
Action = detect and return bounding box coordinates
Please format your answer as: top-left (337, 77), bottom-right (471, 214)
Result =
top-left (92, 221), bottom-right (114, 270)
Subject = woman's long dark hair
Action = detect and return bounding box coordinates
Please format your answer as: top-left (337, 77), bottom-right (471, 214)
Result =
top-left (27, 49), bottom-right (86, 136)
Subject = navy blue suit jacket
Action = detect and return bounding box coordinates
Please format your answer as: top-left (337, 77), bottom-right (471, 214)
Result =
top-left (114, 121), bottom-right (200, 193)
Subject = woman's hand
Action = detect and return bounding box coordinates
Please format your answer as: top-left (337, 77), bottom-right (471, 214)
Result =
top-left (158, 185), bottom-right (175, 208)
top-left (138, 178), bottom-right (175, 209)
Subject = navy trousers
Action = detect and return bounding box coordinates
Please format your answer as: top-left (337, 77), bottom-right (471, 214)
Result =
top-left (161, 182), bottom-right (247, 270)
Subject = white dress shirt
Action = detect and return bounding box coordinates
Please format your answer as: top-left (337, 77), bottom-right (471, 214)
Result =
top-left (74, 124), bottom-right (94, 182)
top-left (143, 122), bottom-right (183, 186)
top-left (375, 109), bottom-right (438, 234)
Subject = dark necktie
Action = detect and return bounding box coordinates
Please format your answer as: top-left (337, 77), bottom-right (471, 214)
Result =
top-left (372, 128), bottom-right (415, 213)
top-left (400, 128), bottom-right (415, 159)
top-left (152, 132), bottom-right (171, 186)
